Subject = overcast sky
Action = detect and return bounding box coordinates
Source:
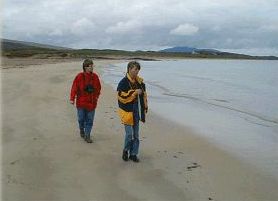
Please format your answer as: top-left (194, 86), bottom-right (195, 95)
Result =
top-left (3, 0), bottom-right (278, 56)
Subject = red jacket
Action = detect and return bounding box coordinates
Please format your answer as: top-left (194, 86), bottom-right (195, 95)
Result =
top-left (70, 72), bottom-right (101, 111)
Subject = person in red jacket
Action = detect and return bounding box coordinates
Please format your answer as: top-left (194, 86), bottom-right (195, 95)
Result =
top-left (70, 59), bottom-right (101, 143)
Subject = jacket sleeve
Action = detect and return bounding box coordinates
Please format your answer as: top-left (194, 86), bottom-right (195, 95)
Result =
top-left (94, 74), bottom-right (101, 100)
top-left (142, 82), bottom-right (148, 112)
top-left (70, 75), bottom-right (79, 103)
top-left (117, 80), bottom-right (137, 104)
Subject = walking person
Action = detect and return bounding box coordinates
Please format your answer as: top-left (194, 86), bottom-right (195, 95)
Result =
top-left (117, 61), bottom-right (148, 162)
top-left (70, 59), bottom-right (101, 143)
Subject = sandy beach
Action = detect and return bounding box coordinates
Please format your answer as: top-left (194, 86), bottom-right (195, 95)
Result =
top-left (1, 58), bottom-right (278, 201)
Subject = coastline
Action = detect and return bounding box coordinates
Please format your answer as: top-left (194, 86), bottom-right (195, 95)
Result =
top-left (1, 58), bottom-right (278, 201)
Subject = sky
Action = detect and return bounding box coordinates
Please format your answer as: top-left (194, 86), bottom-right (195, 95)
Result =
top-left (3, 0), bottom-right (278, 56)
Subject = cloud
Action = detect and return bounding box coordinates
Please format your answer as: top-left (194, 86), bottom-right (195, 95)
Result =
top-left (105, 20), bottom-right (142, 34)
top-left (2, 0), bottom-right (278, 55)
top-left (259, 24), bottom-right (278, 33)
top-left (70, 18), bottom-right (96, 36)
top-left (48, 29), bottom-right (63, 37)
top-left (170, 23), bottom-right (199, 36)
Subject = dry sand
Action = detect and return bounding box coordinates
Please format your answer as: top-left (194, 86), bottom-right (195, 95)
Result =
top-left (1, 58), bottom-right (278, 201)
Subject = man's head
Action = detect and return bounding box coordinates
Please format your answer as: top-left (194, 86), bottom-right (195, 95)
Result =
top-left (127, 61), bottom-right (141, 78)
top-left (83, 59), bottom-right (94, 72)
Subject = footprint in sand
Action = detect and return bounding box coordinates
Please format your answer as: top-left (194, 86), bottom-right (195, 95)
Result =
top-left (10, 160), bottom-right (19, 165)
top-left (187, 162), bottom-right (201, 171)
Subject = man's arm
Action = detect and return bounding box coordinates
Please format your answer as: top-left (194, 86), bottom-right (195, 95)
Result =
top-left (70, 75), bottom-right (79, 104)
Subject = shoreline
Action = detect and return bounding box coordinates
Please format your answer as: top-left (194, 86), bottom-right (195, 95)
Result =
top-left (102, 59), bottom-right (278, 180)
top-left (99, 62), bottom-right (278, 200)
top-left (1, 58), bottom-right (278, 200)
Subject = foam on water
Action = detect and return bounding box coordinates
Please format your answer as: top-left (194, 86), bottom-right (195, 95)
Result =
top-left (102, 59), bottom-right (278, 178)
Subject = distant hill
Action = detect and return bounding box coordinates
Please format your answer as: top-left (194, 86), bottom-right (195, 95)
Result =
top-left (160, 46), bottom-right (220, 54)
top-left (159, 46), bottom-right (277, 58)
top-left (160, 46), bottom-right (197, 53)
top-left (1, 39), bottom-right (72, 51)
top-left (1, 39), bottom-right (278, 60)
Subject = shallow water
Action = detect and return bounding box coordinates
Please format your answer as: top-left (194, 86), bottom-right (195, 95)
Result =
top-left (102, 59), bottom-right (278, 178)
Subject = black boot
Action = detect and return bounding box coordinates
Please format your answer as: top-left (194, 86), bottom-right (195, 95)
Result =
top-left (122, 150), bottom-right (129, 161)
top-left (129, 155), bottom-right (140, 163)
top-left (80, 129), bottom-right (85, 138)
top-left (85, 135), bottom-right (93, 143)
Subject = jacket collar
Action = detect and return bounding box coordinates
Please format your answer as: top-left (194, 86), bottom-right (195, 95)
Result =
top-left (126, 73), bottom-right (143, 84)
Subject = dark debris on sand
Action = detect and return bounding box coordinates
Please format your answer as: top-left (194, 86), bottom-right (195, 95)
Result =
top-left (187, 162), bottom-right (201, 171)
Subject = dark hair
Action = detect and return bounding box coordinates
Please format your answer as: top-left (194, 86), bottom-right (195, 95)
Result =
top-left (127, 61), bottom-right (141, 72)
top-left (82, 59), bottom-right (94, 71)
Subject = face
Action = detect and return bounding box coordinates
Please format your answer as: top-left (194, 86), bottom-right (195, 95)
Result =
top-left (85, 64), bottom-right (93, 72)
top-left (129, 66), bottom-right (140, 78)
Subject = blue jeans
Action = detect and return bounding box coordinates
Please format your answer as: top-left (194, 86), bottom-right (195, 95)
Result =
top-left (124, 107), bottom-right (140, 155)
top-left (77, 108), bottom-right (95, 137)
top-left (124, 121), bottom-right (139, 156)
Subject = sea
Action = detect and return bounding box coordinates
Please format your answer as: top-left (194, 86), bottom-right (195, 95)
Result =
top-left (102, 59), bottom-right (278, 178)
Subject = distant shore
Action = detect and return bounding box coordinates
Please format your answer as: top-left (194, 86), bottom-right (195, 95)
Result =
top-left (1, 57), bottom-right (278, 201)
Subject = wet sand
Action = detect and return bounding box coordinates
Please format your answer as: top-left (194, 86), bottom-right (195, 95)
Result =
top-left (1, 58), bottom-right (278, 201)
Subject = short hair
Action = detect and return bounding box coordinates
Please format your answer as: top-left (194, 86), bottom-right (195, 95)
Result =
top-left (127, 61), bottom-right (141, 72)
top-left (82, 59), bottom-right (94, 71)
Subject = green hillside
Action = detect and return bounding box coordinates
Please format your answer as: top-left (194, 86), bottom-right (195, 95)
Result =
top-left (1, 39), bottom-right (278, 60)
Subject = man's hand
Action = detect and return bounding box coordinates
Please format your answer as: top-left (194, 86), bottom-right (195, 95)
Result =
top-left (135, 89), bottom-right (142, 95)
top-left (70, 100), bottom-right (74, 105)
top-left (145, 106), bottom-right (148, 114)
